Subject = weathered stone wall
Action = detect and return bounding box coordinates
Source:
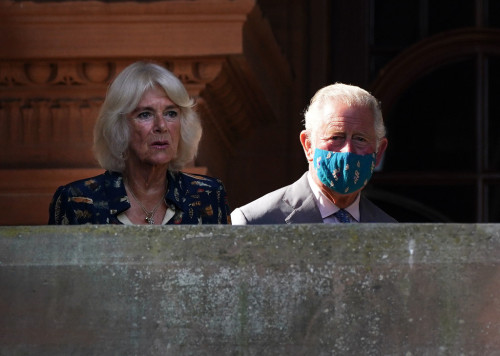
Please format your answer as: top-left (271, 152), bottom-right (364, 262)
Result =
top-left (0, 224), bottom-right (499, 355)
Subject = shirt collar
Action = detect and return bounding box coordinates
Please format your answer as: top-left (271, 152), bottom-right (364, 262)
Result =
top-left (164, 170), bottom-right (188, 212)
top-left (103, 171), bottom-right (131, 216)
top-left (307, 171), bottom-right (360, 222)
top-left (105, 170), bottom-right (186, 217)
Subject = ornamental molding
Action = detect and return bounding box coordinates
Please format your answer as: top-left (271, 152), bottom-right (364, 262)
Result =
top-left (0, 0), bottom-right (255, 59)
top-left (0, 59), bottom-right (224, 95)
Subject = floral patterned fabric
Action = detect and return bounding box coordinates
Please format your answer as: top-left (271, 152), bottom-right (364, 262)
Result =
top-left (48, 170), bottom-right (231, 225)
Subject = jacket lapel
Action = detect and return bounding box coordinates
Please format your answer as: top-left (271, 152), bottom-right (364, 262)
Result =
top-left (283, 173), bottom-right (323, 224)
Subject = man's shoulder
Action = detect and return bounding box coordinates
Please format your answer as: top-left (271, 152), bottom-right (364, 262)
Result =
top-left (231, 173), bottom-right (312, 224)
top-left (231, 186), bottom-right (289, 225)
top-left (241, 184), bottom-right (289, 211)
top-left (359, 195), bottom-right (397, 222)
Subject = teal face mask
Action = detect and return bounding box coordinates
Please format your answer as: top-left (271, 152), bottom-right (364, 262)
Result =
top-left (313, 148), bottom-right (376, 194)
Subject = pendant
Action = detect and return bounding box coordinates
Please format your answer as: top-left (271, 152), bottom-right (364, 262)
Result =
top-left (145, 215), bottom-right (154, 224)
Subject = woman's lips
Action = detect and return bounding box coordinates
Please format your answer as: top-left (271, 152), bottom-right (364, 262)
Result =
top-left (151, 140), bottom-right (169, 148)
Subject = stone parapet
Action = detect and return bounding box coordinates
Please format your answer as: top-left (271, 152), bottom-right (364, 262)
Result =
top-left (0, 224), bottom-right (499, 355)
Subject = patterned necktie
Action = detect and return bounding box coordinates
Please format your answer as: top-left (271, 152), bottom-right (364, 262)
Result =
top-left (334, 209), bottom-right (351, 223)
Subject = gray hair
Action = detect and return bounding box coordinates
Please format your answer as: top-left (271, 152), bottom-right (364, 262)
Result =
top-left (303, 83), bottom-right (386, 148)
top-left (93, 61), bottom-right (202, 172)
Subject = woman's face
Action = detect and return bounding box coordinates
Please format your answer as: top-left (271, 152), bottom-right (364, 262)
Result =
top-left (126, 86), bottom-right (181, 169)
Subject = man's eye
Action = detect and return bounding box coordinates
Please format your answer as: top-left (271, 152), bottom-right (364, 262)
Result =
top-left (353, 136), bottom-right (368, 142)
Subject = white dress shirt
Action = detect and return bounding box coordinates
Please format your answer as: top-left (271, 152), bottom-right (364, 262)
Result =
top-left (307, 172), bottom-right (360, 223)
top-left (117, 206), bottom-right (175, 225)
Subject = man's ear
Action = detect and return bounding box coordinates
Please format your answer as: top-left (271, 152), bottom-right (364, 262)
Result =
top-left (375, 138), bottom-right (388, 167)
top-left (300, 130), bottom-right (314, 162)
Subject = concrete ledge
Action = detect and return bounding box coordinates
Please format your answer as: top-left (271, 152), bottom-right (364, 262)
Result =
top-left (1, 224), bottom-right (499, 355)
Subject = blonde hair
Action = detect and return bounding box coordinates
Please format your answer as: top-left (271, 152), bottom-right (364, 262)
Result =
top-left (93, 61), bottom-right (202, 172)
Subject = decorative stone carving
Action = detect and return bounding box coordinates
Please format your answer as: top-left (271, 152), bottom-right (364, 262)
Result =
top-left (2, 61), bottom-right (117, 88)
top-left (1, 59), bottom-right (224, 92)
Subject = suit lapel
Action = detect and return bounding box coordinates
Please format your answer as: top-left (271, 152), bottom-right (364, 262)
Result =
top-left (359, 195), bottom-right (395, 222)
top-left (283, 173), bottom-right (323, 224)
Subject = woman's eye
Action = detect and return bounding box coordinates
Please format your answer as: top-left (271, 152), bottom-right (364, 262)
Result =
top-left (164, 110), bottom-right (179, 121)
top-left (137, 111), bottom-right (153, 120)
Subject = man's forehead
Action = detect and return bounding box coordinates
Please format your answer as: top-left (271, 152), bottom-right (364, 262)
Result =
top-left (321, 100), bottom-right (371, 116)
top-left (311, 107), bottom-right (375, 136)
top-left (319, 112), bottom-right (374, 127)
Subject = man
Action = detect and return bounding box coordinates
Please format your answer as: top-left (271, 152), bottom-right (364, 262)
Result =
top-left (231, 83), bottom-right (396, 224)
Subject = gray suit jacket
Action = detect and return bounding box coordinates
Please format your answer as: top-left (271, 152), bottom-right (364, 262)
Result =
top-left (231, 172), bottom-right (397, 224)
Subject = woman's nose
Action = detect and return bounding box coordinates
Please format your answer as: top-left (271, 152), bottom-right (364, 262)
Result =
top-left (153, 113), bottom-right (167, 132)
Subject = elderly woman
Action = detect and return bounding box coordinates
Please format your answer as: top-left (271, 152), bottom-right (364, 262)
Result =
top-left (49, 61), bottom-right (231, 225)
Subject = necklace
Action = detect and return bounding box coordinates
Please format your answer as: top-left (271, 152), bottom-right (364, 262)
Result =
top-left (126, 184), bottom-right (165, 225)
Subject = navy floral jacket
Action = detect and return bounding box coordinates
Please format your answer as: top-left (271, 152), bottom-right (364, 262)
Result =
top-left (48, 170), bottom-right (231, 225)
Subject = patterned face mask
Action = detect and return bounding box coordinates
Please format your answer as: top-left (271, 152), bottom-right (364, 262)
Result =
top-left (313, 148), bottom-right (376, 195)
